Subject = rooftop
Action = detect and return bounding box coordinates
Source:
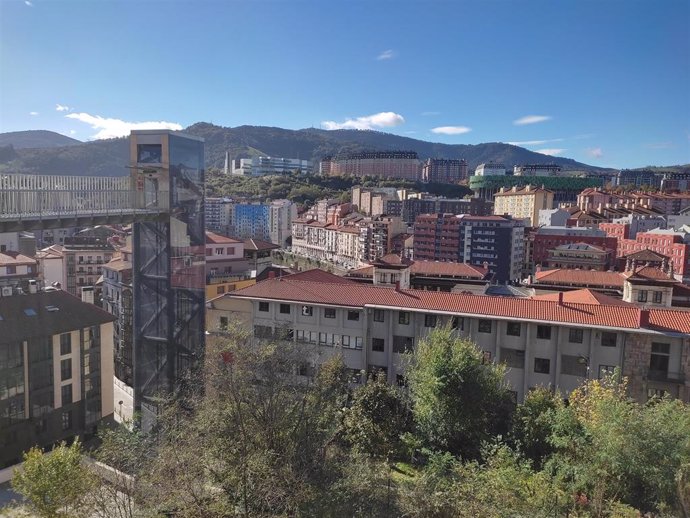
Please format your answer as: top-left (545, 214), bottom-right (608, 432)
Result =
top-left (223, 271), bottom-right (690, 335)
top-left (0, 251), bottom-right (37, 267)
top-left (206, 231), bottom-right (242, 245)
top-left (243, 239), bottom-right (280, 251)
top-left (534, 269), bottom-right (624, 288)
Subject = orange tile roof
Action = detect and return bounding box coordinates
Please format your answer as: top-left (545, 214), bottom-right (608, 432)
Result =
top-left (225, 274), bottom-right (690, 334)
top-left (623, 266), bottom-right (675, 282)
top-left (284, 269), bottom-right (357, 284)
top-left (0, 251), bottom-right (37, 266)
top-left (534, 269), bottom-right (624, 288)
top-left (532, 289), bottom-right (635, 307)
top-left (206, 231), bottom-right (242, 244)
top-left (243, 239), bottom-right (280, 251)
top-left (103, 256), bottom-right (132, 272)
top-left (410, 261), bottom-right (488, 279)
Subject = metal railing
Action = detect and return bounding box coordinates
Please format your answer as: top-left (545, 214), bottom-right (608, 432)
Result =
top-left (0, 174), bottom-right (169, 222)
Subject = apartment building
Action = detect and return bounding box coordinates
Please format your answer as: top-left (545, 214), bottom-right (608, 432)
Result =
top-left (513, 164), bottom-right (562, 176)
top-left (205, 197), bottom-right (234, 235)
top-left (474, 163), bottom-right (506, 176)
top-left (413, 214), bottom-right (524, 282)
top-left (325, 151), bottom-right (421, 180)
top-left (493, 185), bottom-right (554, 227)
top-left (231, 200), bottom-right (297, 246)
top-left (0, 251), bottom-right (38, 287)
top-left (232, 157), bottom-right (312, 176)
top-left (207, 271), bottom-right (690, 404)
top-left (0, 290), bottom-right (115, 467)
top-left (422, 159), bottom-right (468, 183)
top-left (530, 227), bottom-right (617, 269)
top-left (617, 229), bottom-right (690, 278)
top-left (545, 243), bottom-right (611, 271)
top-left (102, 245), bottom-right (133, 385)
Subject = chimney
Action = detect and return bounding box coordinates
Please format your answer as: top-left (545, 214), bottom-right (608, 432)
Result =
top-left (557, 291), bottom-right (564, 306)
top-left (638, 308), bottom-right (650, 327)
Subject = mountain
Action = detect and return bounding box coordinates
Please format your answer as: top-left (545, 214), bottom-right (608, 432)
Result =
top-left (0, 123), bottom-right (610, 177)
top-left (0, 130), bottom-right (82, 149)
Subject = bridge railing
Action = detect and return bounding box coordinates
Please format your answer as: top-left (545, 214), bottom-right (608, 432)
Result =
top-left (0, 174), bottom-right (169, 221)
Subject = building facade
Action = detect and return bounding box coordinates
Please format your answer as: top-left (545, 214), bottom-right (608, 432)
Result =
top-left (422, 159), bottom-right (468, 183)
top-left (325, 151), bottom-right (421, 180)
top-left (413, 214), bottom-right (524, 282)
top-left (208, 272), bottom-right (690, 405)
top-left (0, 290), bottom-right (115, 467)
top-left (474, 163), bottom-right (506, 177)
top-left (493, 185), bottom-right (555, 227)
top-left (232, 157), bottom-right (312, 176)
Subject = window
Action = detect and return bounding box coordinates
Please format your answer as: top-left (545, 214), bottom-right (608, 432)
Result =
top-left (296, 330), bottom-right (305, 342)
top-left (601, 331), bottom-right (617, 347)
top-left (598, 365), bottom-right (616, 378)
top-left (478, 319), bottom-right (492, 333)
top-left (506, 322), bottom-right (521, 337)
top-left (396, 374), bottom-right (407, 387)
top-left (228, 247), bottom-right (235, 255)
top-left (650, 342), bottom-right (670, 374)
top-left (216, 285), bottom-right (225, 295)
top-left (424, 314), bottom-right (437, 328)
top-left (647, 388), bottom-right (668, 399)
top-left (324, 308), bottom-right (336, 319)
top-left (259, 302), bottom-right (269, 312)
top-left (372, 338), bottom-right (385, 352)
top-left (561, 355), bottom-right (588, 377)
top-left (373, 309), bottom-right (385, 322)
top-left (393, 336), bottom-right (414, 354)
top-left (534, 358), bottom-right (550, 374)
top-left (569, 328), bottom-right (584, 343)
top-left (653, 291), bottom-right (663, 304)
top-left (637, 290), bottom-right (648, 303)
top-left (398, 312), bottom-right (410, 325)
top-left (6, 265), bottom-right (16, 274)
top-left (341, 335), bottom-right (350, 347)
top-left (301, 305), bottom-right (313, 317)
top-left (61, 410), bottom-right (72, 431)
top-left (319, 332), bottom-right (327, 344)
top-left (347, 310), bottom-right (360, 321)
top-left (219, 316), bottom-right (228, 330)
top-left (279, 304), bottom-right (291, 314)
top-left (355, 337), bottom-right (363, 350)
top-left (451, 316), bottom-right (464, 331)
top-left (61, 384), bottom-right (73, 405)
top-left (537, 325), bottom-right (552, 340)
top-left (215, 248), bottom-right (223, 255)
top-left (501, 348), bottom-right (524, 368)
top-left (253, 325), bottom-right (273, 339)
top-left (60, 359), bottom-right (72, 381)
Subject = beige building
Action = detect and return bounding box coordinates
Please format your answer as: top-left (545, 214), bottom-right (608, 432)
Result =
top-left (208, 270), bottom-right (690, 404)
top-left (494, 185), bottom-right (555, 227)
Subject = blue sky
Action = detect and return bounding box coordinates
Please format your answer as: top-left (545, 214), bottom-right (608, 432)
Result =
top-left (1, 0), bottom-right (688, 168)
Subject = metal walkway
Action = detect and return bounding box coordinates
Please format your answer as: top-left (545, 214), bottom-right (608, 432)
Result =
top-left (0, 174), bottom-right (169, 232)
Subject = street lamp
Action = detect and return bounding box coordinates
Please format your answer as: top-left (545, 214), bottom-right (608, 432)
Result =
top-left (577, 356), bottom-right (590, 379)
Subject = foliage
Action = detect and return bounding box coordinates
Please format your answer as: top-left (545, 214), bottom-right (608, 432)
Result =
top-left (405, 326), bottom-right (514, 460)
top-left (342, 371), bottom-right (411, 458)
top-left (510, 386), bottom-right (562, 469)
top-left (11, 440), bottom-right (95, 518)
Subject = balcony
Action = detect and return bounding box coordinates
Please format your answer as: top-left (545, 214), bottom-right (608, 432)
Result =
top-left (645, 369), bottom-right (685, 384)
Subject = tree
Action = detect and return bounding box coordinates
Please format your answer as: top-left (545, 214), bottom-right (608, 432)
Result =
top-left (342, 371), bottom-right (411, 459)
top-left (405, 327), bottom-right (514, 460)
top-left (511, 386), bottom-right (562, 469)
top-left (12, 440), bottom-right (95, 518)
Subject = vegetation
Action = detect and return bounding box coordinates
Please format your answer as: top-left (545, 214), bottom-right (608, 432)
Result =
top-left (8, 327), bottom-right (690, 517)
top-left (206, 168), bottom-right (472, 206)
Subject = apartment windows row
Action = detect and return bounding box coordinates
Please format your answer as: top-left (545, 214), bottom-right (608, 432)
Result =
top-left (637, 290), bottom-right (664, 304)
top-left (481, 320), bottom-right (618, 347)
top-left (501, 348), bottom-right (615, 378)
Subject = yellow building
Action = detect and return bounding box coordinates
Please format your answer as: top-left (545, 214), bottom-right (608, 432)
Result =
top-left (493, 185), bottom-right (554, 227)
top-left (206, 276), bottom-right (256, 301)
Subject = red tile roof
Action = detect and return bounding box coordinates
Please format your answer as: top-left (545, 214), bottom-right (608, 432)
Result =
top-left (284, 269), bottom-right (357, 284)
top-left (0, 251), bottom-right (37, 266)
top-left (534, 269), bottom-right (624, 288)
top-left (623, 266), bottom-right (675, 282)
top-left (225, 274), bottom-right (690, 334)
top-left (410, 261), bottom-right (488, 279)
top-left (206, 231), bottom-right (242, 244)
top-left (243, 239), bottom-right (280, 251)
top-left (532, 289), bottom-right (635, 307)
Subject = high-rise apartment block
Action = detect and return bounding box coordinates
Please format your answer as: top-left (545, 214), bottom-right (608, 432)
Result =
top-left (422, 158), bottom-right (468, 183)
top-left (413, 214), bottom-right (524, 282)
top-left (513, 164), bottom-right (562, 176)
top-left (205, 197), bottom-right (234, 235)
top-left (474, 162), bottom-right (506, 176)
top-left (493, 185), bottom-right (555, 227)
top-left (230, 200), bottom-right (297, 247)
top-left (232, 157), bottom-right (312, 176)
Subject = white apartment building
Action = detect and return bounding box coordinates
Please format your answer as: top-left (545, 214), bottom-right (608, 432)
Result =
top-left (232, 157), bottom-right (312, 176)
top-left (474, 163), bottom-right (506, 176)
top-left (208, 271), bottom-right (690, 404)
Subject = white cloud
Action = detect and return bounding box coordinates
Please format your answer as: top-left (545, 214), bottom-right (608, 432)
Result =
top-left (65, 112), bottom-right (183, 139)
top-left (421, 111), bottom-right (440, 116)
top-left (321, 112), bottom-right (405, 131)
top-left (69, 130), bottom-right (77, 135)
top-left (586, 147), bottom-right (603, 158)
top-left (29, 111), bottom-right (38, 116)
top-left (513, 115), bottom-right (552, 126)
top-left (56, 104), bottom-right (70, 112)
top-left (377, 49), bottom-right (396, 60)
top-left (25, 1), bottom-right (33, 6)
top-left (534, 148), bottom-right (566, 156)
top-left (506, 138), bottom-right (564, 146)
top-left (431, 126), bottom-right (472, 135)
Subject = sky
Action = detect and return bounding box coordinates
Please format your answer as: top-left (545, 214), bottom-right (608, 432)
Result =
top-left (1, 0), bottom-right (689, 169)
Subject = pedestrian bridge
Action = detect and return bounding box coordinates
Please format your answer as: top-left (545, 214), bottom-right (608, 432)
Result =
top-left (0, 173), bottom-right (169, 232)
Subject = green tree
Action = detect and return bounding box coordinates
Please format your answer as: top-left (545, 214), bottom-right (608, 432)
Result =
top-left (511, 386), bottom-right (562, 469)
top-left (12, 440), bottom-right (95, 518)
top-left (342, 371), bottom-right (411, 459)
top-left (405, 327), bottom-right (514, 460)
